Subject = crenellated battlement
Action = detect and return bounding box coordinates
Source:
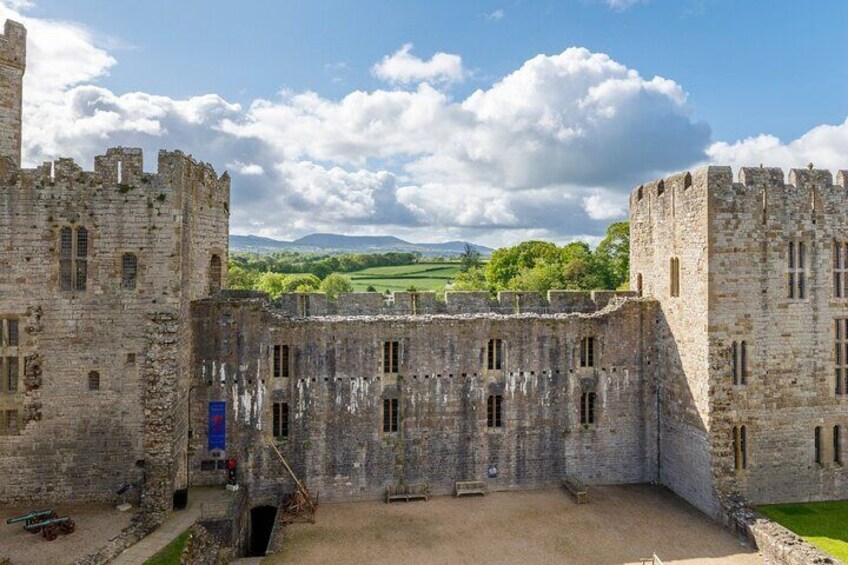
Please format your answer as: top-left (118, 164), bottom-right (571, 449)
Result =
top-left (631, 165), bottom-right (848, 219)
top-left (0, 19), bottom-right (25, 71)
top-left (6, 146), bottom-right (230, 199)
top-left (214, 289), bottom-right (641, 318)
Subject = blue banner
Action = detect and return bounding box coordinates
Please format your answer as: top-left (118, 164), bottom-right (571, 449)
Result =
top-left (208, 401), bottom-right (226, 451)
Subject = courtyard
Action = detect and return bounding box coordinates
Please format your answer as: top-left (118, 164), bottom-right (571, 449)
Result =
top-left (271, 485), bottom-right (762, 565)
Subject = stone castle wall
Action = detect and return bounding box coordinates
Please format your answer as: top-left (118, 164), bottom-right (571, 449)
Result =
top-left (188, 296), bottom-right (658, 502)
top-left (0, 146), bottom-right (229, 505)
top-left (707, 166), bottom-right (848, 505)
top-left (630, 167), bottom-right (718, 516)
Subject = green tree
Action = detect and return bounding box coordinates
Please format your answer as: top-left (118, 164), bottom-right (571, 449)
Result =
top-left (485, 241), bottom-right (560, 289)
top-left (511, 262), bottom-right (563, 293)
top-left (280, 274), bottom-right (320, 293)
top-left (449, 266), bottom-right (490, 292)
top-left (459, 243), bottom-right (482, 272)
top-left (256, 272), bottom-right (289, 299)
top-left (595, 221), bottom-right (629, 289)
top-left (320, 273), bottom-right (354, 299)
top-left (226, 264), bottom-right (260, 290)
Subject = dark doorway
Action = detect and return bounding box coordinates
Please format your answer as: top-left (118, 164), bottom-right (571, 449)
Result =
top-left (249, 505), bottom-right (277, 557)
top-left (173, 489), bottom-right (188, 510)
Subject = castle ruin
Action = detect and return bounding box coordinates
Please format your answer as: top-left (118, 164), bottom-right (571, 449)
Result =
top-left (2, 17), bottom-right (848, 559)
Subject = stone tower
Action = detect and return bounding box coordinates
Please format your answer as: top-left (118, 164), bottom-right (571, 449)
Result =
top-left (631, 165), bottom-right (848, 518)
top-left (0, 19), bottom-right (25, 167)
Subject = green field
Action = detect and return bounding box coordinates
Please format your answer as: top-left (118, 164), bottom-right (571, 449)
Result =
top-left (758, 500), bottom-right (848, 561)
top-left (348, 262), bottom-right (463, 292)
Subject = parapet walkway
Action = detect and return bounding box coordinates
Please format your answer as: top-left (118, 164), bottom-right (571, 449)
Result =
top-left (111, 487), bottom-right (230, 565)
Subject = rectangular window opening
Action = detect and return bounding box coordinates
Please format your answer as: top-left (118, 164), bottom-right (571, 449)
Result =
top-left (383, 341), bottom-right (399, 374)
top-left (383, 398), bottom-right (399, 432)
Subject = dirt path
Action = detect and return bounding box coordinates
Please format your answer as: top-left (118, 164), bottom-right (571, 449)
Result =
top-left (269, 485), bottom-right (762, 565)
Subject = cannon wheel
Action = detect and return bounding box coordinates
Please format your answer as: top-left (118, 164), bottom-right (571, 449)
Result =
top-left (62, 520), bottom-right (75, 534)
top-left (42, 524), bottom-right (58, 541)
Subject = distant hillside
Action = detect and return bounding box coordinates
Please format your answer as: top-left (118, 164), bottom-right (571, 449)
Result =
top-left (229, 233), bottom-right (493, 257)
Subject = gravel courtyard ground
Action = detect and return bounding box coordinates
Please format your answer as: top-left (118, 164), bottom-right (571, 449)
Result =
top-left (271, 485), bottom-right (762, 565)
top-left (0, 502), bottom-right (131, 565)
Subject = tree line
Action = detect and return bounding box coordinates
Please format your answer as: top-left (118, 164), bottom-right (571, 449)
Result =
top-left (227, 220), bottom-right (630, 298)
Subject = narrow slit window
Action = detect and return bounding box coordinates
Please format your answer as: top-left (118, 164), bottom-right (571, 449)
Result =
top-left (636, 273), bottom-right (643, 297)
top-left (121, 253), bottom-right (138, 290)
top-left (669, 257), bottom-right (680, 297)
top-left (383, 398), bottom-right (399, 432)
top-left (487, 339), bottom-right (503, 370)
top-left (273, 345), bottom-right (281, 378)
top-left (815, 426), bottom-right (822, 465)
top-left (731, 342), bottom-right (738, 385)
top-left (835, 242), bottom-right (848, 298)
top-left (487, 394), bottom-right (503, 428)
top-left (580, 392), bottom-right (596, 425)
top-left (834, 425), bottom-right (842, 465)
top-left (60, 227), bottom-right (73, 291)
top-left (580, 337), bottom-right (595, 368)
top-left (733, 425), bottom-right (748, 470)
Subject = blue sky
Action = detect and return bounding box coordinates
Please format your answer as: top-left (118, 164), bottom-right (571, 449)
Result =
top-left (3, 0), bottom-right (848, 245)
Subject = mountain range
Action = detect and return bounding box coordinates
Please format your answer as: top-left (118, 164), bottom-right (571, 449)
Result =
top-left (229, 233), bottom-right (494, 256)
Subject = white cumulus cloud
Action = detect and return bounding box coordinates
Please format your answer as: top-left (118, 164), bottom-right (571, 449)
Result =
top-left (372, 44), bottom-right (465, 86)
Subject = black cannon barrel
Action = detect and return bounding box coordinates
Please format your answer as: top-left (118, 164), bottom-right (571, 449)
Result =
top-left (6, 509), bottom-right (54, 524)
top-left (23, 516), bottom-right (70, 530)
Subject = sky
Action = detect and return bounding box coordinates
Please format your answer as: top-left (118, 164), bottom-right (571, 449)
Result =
top-left (2, 0), bottom-right (847, 247)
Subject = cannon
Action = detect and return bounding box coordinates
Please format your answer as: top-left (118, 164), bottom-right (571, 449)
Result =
top-left (24, 516), bottom-right (75, 541)
top-left (6, 510), bottom-right (57, 532)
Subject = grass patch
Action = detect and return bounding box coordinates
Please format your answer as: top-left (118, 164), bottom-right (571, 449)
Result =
top-left (758, 500), bottom-right (848, 561)
top-left (143, 529), bottom-right (191, 565)
top-left (348, 262), bottom-right (463, 292)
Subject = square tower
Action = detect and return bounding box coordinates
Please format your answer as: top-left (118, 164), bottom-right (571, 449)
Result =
top-left (0, 20), bottom-right (25, 167)
top-left (631, 165), bottom-right (848, 518)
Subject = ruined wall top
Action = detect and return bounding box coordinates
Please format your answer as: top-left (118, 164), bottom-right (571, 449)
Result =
top-left (211, 289), bottom-right (641, 318)
top-left (0, 20), bottom-right (26, 71)
top-left (5, 146), bottom-right (230, 196)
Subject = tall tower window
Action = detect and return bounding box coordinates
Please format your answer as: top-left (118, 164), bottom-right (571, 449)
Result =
top-left (836, 319), bottom-right (847, 396)
top-left (669, 257), bottom-right (680, 297)
top-left (580, 337), bottom-right (595, 368)
top-left (209, 255), bottom-right (222, 294)
top-left (815, 426), bottom-right (823, 465)
top-left (60, 226), bottom-right (89, 291)
top-left (835, 242), bottom-right (848, 298)
top-left (788, 241), bottom-right (805, 299)
top-left (834, 425), bottom-right (842, 465)
top-left (487, 339), bottom-right (503, 370)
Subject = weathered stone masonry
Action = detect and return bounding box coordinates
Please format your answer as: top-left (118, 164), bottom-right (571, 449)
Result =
top-left (0, 20), bottom-right (229, 512)
top-left (189, 293), bottom-right (658, 502)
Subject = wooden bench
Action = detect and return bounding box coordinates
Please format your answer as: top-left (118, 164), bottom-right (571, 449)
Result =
top-left (386, 483), bottom-right (429, 503)
top-left (563, 476), bottom-right (589, 504)
top-left (455, 480), bottom-right (486, 497)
